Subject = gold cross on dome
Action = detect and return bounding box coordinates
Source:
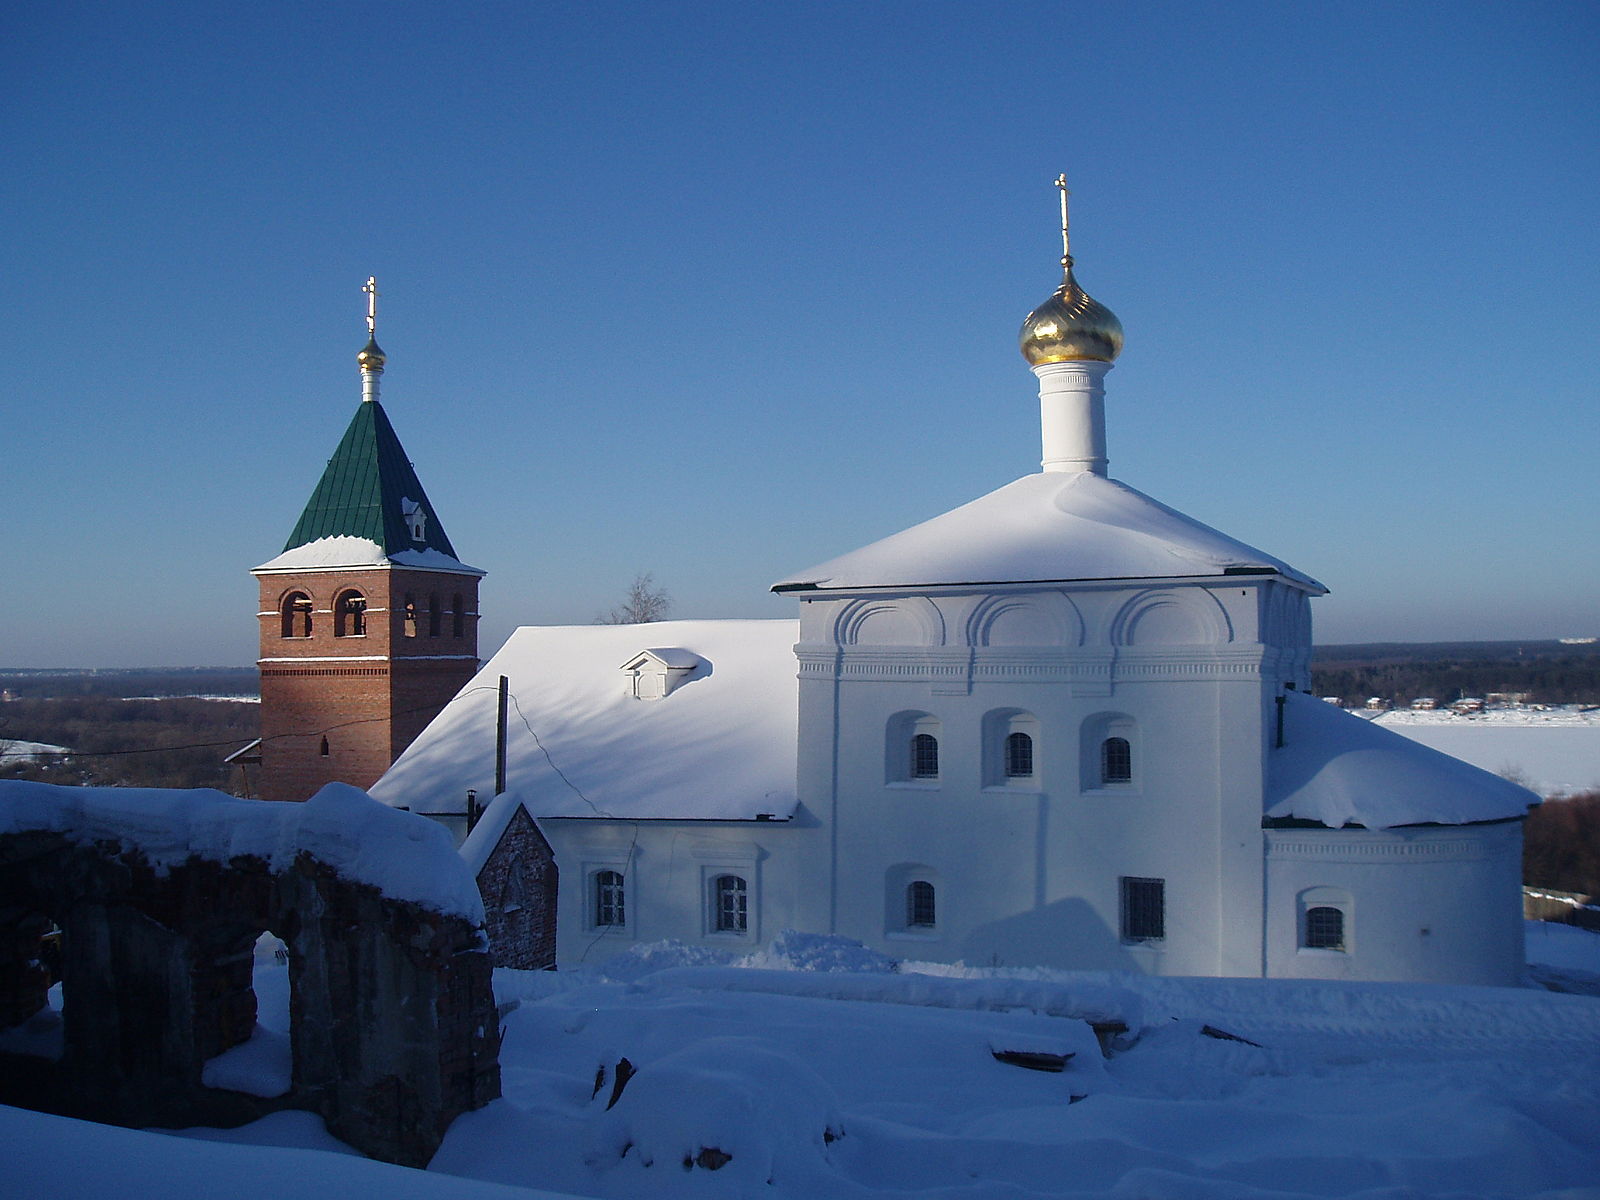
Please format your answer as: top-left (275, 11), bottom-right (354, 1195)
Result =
top-left (1055, 174), bottom-right (1071, 261)
top-left (363, 276), bottom-right (379, 337)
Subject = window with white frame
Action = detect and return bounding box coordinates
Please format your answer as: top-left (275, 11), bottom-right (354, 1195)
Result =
top-left (886, 712), bottom-right (942, 785)
top-left (1082, 713), bottom-right (1138, 791)
top-left (713, 874), bottom-right (748, 933)
top-left (1298, 887), bottom-right (1352, 952)
top-left (1120, 876), bottom-right (1164, 942)
top-left (982, 709), bottom-right (1041, 788)
top-left (886, 864), bottom-right (941, 936)
top-left (594, 870), bottom-right (626, 928)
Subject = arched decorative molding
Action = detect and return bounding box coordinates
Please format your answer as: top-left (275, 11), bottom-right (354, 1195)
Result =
top-left (967, 592), bottom-right (1084, 647)
top-left (1109, 588), bottom-right (1233, 647)
top-left (835, 596), bottom-right (945, 647)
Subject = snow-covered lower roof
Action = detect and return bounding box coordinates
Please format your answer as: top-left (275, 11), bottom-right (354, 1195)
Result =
top-left (254, 534), bottom-right (483, 575)
top-left (0, 779), bottom-right (483, 920)
top-left (1266, 691), bottom-right (1538, 830)
top-left (371, 620), bottom-right (801, 822)
top-left (773, 472), bottom-right (1324, 594)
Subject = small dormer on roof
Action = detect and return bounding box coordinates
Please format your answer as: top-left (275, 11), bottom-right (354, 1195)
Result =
top-left (621, 648), bottom-right (707, 700)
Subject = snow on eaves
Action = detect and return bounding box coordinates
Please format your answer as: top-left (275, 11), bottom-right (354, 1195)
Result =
top-left (1266, 691), bottom-right (1538, 830)
top-left (774, 471), bottom-right (1324, 593)
top-left (0, 779), bottom-right (484, 921)
top-left (371, 620), bottom-right (801, 822)
top-left (253, 535), bottom-right (483, 575)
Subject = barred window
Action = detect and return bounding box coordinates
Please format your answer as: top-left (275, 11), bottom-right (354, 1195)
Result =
top-left (906, 880), bottom-right (936, 928)
top-left (1304, 905), bottom-right (1345, 951)
top-left (1102, 736), bottom-right (1133, 784)
top-left (1120, 876), bottom-right (1164, 942)
top-left (910, 732), bottom-right (940, 779)
top-left (428, 593), bottom-right (442, 638)
top-left (714, 875), bottom-right (748, 933)
top-left (1005, 731), bottom-right (1034, 778)
top-left (595, 870), bottom-right (625, 928)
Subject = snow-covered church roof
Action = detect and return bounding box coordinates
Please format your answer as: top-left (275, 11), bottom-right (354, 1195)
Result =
top-left (773, 471), bottom-right (1324, 594)
top-left (370, 620), bottom-right (800, 822)
top-left (1267, 691), bottom-right (1537, 830)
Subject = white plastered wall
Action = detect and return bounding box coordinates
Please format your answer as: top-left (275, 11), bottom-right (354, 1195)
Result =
top-left (1264, 821), bottom-right (1525, 986)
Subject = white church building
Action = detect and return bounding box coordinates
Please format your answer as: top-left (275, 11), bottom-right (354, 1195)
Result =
top-left (371, 184), bottom-right (1533, 986)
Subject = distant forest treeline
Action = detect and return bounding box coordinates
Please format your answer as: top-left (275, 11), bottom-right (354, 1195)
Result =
top-left (0, 693), bottom-right (258, 793)
top-left (0, 667), bottom-right (258, 700)
top-left (1311, 641), bottom-right (1600, 707)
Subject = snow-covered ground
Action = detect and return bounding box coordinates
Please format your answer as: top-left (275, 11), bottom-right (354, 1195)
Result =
top-left (9, 928), bottom-right (1600, 1200)
top-left (1368, 706), bottom-right (1600, 797)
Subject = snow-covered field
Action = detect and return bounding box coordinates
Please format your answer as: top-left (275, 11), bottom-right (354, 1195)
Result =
top-left (9, 929), bottom-right (1600, 1200)
top-left (1370, 707), bottom-right (1600, 797)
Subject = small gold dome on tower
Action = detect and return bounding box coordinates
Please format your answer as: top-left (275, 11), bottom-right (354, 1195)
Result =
top-left (1019, 174), bottom-right (1123, 365)
top-left (357, 335), bottom-right (387, 373)
top-left (1019, 262), bottom-right (1124, 365)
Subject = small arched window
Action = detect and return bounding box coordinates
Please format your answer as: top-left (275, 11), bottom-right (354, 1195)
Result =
top-left (714, 875), bottom-right (748, 933)
top-left (334, 590), bottom-right (367, 637)
top-left (910, 732), bottom-right (940, 779)
top-left (281, 592), bottom-right (313, 639)
top-left (403, 593), bottom-right (418, 639)
top-left (1304, 905), bottom-right (1346, 951)
top-left (428, 593), bottom-right (442, 638)
top-left (906, 880), bottom-right (936, 928)
top-left (319, 735), bottom-right (330, 758)
top-left (1101, 736), bottom-right (1132, 784)
top-left (594, 870), bottom-right (625, 928)
top-left (452, 593), bottom-right (465, 639)
top-left (1005, 732), bottom-right (1034, 778)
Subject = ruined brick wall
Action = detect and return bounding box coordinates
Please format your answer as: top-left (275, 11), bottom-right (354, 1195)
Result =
top-left (475, 806), bottom-right (558, 970)
top-left (0, 824), bottom-right (500, 1168)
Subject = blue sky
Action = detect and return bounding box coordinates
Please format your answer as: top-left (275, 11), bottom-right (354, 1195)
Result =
top-left (3, 2), bottom-right (1597, 668)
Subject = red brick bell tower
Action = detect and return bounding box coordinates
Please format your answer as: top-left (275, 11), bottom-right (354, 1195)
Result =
top-left (252, 279), bottom-right (484, 802)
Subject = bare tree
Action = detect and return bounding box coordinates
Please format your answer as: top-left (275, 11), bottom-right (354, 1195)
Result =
top-left (597, 572), bottom-right (672, 624)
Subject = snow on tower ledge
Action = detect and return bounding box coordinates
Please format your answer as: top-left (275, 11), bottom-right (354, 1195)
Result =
top-left (0, 779), bottom-right (483, 921)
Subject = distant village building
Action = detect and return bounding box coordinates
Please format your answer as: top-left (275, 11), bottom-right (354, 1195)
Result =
top-left (371, 185), bottom-right (1535, 986)
top-left (251, 280), bottom-right (482, 802)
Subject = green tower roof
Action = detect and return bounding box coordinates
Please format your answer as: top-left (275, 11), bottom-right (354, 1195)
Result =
top-left (283, 400), bottom-right (462, 560)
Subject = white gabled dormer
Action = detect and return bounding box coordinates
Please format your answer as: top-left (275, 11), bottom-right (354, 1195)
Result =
top-left (400, 497), bottom-right (428, 543)
top-left (621, 648), bottom-right (706, 700)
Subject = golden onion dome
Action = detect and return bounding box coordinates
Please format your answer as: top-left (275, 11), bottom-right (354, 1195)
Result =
top-left (357, 335), bottom-right (387, 372)
top-left (1019, 257), bottom-right (1124, 365)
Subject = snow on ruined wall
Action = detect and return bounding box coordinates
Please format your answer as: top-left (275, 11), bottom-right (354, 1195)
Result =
top-left (0, 779), bottom-right (483, 921)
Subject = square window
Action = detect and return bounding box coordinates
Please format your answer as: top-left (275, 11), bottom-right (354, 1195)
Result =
top-left (1120, 877), bottom-right (1164, 942)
